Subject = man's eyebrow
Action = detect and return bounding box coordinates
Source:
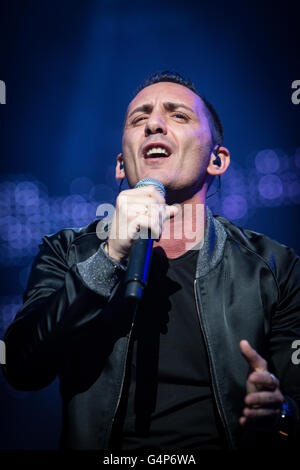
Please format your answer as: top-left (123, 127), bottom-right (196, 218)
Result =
top-left (163, 102), bottom-right (195, 114)
top-left (127, 101), bottom-right (196, 119)
top-left (127, 104), bottom-right (153, 119)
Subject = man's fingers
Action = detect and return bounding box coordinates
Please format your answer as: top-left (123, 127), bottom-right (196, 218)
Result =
top-left (133, 186), bottom-right (166, 205)
top-left (128, 214), bottom-right (161, 241)
top-left (245, 390), bottom-right (284, 408)
top-left (240, 339), bottom-right (267, 371)
top-left (239, 406), bottom-right (281, 428)
top-left (240, 340), bottom-right (284, 431)
top-left (243, 407), bottom-right (280, 418)
top-left (248, 371), bottom-right (279, 390)
top-left (239, 416), bottom-right (247, 426)
top-left (165, 204), bottom-right (179, 219)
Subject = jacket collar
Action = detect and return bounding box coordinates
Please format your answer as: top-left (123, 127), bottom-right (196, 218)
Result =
top-left (195, 206), bottom-right (227, 278)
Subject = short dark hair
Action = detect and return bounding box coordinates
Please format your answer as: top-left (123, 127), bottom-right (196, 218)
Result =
top-left (134, 70), bottom-right (223, 146)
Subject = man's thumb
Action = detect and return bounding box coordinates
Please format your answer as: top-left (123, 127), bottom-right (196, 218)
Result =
top-left (240, 339), bottom-right (267, 371)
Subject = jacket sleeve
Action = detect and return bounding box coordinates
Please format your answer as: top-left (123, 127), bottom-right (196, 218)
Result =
top-left (2, 231), bottom-right (126, 391)
top-left (268, 246), bottom-right (300, 440)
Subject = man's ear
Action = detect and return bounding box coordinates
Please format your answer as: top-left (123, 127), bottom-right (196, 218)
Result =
top-left (206, 146), bottom-right (230, 177)
top-left (115, 153), bottom-right (126, 181)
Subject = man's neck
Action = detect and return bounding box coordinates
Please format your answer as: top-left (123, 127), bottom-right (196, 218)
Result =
top-left (153, 192), bottom-right (207, 259)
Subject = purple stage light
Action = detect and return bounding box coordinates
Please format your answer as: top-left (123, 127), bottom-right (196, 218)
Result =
top-left (71, 201), bottom-right (90, 225)
top-left (14, 181), bottom-right (39, 206)
top-left (255, 149), bottom-right (280, 174)
top-left (9, 226), bottom-right (32, 248)
top-left (0, 216), bottom-right (23, 241)
top-left (258, 174), bottom-right (283, 200)
top-left (222, 195), bottom-right (248, 220)
top-left (62, 194), bottom-right (86, 219)
top-left (0, 153), bottom-right (298, 267)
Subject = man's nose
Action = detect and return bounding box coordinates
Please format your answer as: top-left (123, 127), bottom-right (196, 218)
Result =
top-left (145, 113), bottom-right (167, 136)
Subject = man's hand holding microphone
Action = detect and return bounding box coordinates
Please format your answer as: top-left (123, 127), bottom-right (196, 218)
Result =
top-left (104, 182), bottom-right (178, 262)
top-left (104, 180), bottom-right (178, 302)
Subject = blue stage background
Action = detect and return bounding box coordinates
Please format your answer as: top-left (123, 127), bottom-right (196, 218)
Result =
top-left (0, 0), bottom-right (299, 449)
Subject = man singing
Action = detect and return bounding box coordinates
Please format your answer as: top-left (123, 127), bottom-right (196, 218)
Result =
top-left (2, 71), bottom-right (300, 451)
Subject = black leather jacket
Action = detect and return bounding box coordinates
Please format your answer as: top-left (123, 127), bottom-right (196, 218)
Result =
top-left (2, 209), bottom-right (300, 450)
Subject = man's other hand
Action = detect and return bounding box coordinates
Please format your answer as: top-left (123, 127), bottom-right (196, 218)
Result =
top-left (239, 339), bottom-right (284, 430)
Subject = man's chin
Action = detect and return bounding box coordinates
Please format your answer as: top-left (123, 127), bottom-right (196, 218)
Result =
top-left (131, 170), bottom-right (170, 187)
top-left (127, 172), bottom-right (195, 196)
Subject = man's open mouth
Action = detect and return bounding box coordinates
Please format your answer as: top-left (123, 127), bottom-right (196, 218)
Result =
top-left (143, 144), bottom-right (172, 159)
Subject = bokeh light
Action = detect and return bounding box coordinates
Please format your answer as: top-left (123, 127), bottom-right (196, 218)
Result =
top-left (0, 148), bottom-right (300, 331)
top-left (222, 195), bottom-right (248, 220)
top-left (255, 149), bottom-right (280, 174)
top-left (0, 176), bottom-right (118, 267)
top-left (258, 174), bottom-right (283, 200)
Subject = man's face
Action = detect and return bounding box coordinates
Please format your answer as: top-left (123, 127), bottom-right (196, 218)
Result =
top-left (121, 82), bottom-right (213, 200)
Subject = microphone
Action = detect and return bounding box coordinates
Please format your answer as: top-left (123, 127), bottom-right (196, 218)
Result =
top-left (124, 178), bottom-right (166, 302)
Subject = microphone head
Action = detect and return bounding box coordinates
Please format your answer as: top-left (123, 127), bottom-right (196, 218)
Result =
top-left (134, 178), bottom-right (166, 198)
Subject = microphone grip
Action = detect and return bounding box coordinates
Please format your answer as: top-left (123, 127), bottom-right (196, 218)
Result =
top-left (123, 177), bottom-right (165, 303)
top-left (124, 234), bottom-right (153, 301)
